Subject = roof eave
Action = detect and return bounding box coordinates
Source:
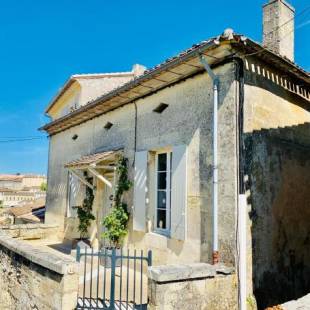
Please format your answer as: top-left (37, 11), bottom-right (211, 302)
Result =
top-left (40, 39), bottom-right (220, 134)
top-left (41, 35), bottom-right (310, 136)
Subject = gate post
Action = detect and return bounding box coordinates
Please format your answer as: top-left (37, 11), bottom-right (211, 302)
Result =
top-left (110, 248), bottom-right (116, 309)
top-left (147, 250), bottom-right (152, 266)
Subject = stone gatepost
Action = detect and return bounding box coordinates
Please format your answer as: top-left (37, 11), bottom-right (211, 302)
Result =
top-left (148, 263), bottom-right (237, 310)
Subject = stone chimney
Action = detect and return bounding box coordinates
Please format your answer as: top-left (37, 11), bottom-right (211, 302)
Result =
top-left (263, 0), bottom-right (295, 61)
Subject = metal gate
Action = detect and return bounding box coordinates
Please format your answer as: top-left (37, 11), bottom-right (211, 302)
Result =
top-left (76, 247), bottom-right (152, 310)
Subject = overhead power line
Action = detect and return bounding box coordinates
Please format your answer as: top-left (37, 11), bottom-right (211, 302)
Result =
top-left (0, 136), bottom-right (44, 139)
top-left (263, 5), bottom-right (310, 37)
top-left (0, 137), bottom-right (47, 144)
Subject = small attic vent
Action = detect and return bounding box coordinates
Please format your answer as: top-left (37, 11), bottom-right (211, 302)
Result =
top-left (72, 134), bottom-right (78, 140)
top-left (153, 103), bottom-right (169, 114)
top-left (104, 122), bottom-right (113, 130)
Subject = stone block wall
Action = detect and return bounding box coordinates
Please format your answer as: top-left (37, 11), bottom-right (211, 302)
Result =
top-left (0, 231), bottom-right (79, 310)
top-left (148, 263), bottom-right (237, 310)
top-left (1, 223), bottom-right (60, 240)
top-left (245, 125), bottom-right (310, 308)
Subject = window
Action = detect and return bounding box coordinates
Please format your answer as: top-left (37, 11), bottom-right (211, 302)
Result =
top-left (155, 151), bottom-right (172, 234)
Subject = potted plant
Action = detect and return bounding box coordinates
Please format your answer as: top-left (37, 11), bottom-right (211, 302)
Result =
top-left (102, 156), bottom-right (131, 265)
top-left (73, 176), bottom-right (95, 248)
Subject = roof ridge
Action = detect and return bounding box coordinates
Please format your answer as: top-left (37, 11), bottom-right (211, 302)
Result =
top-left (71, 71), bottom-right (136, 78)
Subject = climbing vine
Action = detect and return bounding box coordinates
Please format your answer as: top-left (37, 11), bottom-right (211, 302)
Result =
top-left (77, 177), bottom-right (95, 239)
top-left (102, 156), bottom-right (132, 247)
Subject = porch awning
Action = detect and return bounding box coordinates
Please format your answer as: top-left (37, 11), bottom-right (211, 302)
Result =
top-left (65, 150), bottom-right (121, 189)
top-left (65, 150), bottom-right (121, 169)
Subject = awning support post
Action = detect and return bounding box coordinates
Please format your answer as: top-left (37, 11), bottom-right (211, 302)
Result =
top-left (88, 167), bottom-right (113, 188)
top-left (68, 169), bottom-right (95, 190)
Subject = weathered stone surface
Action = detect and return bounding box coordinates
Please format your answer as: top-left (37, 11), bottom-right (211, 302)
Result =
top-left (45, 63), bottom-right (238, 267)
top-left (282, 293), bottom-right (310, 310)
top-left (1, 223), bottom-right (60, 240)
top-left (0, 231), bottom-right (77, 274)
top-left (148, 263), bottom-right (237, 309)
top-left (243, 57), bottom-right (310, 308)
top-left (148, 263), bottom-right (217, 282)
top-left (148, 272), bottom-right (238, 310)
top-left (0, 231), bottom-right (79, 309)
top-left (215, 263), bottom-right (235, 275)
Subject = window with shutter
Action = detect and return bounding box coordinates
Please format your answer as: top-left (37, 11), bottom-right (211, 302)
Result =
top-left (133, 151), bottom-right (148, 232)
top-left (154, 151), bottom-right (172, 235)
top-left (171, 145), bottom-right (187, 240)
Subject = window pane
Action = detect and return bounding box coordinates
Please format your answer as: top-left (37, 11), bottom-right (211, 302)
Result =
top-left (157, 191), bottom-right (166, 209)
top-left (157, 172), bottom-right (167, 189)
top-left (157, 209), bottom-right (166, 229)
top-left (158, 153), bottom-right (167, 171)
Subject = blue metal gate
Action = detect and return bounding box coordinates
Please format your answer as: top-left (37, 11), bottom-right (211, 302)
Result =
top-left (76, 247), bottom-right (152, 310)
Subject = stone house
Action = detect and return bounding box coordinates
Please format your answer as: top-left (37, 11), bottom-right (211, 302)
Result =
top-left (41, 0), bottom-right (310, 308)
top-left (0, 174), bottom-right (46, 191)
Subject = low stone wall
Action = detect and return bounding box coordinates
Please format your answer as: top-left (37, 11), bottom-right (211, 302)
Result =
top-left (148, 263), bottom-right (238, 310)
top-left (1, 223), bottom-right (60, 240)
top-left (0, 231), bottom-right (79, 310)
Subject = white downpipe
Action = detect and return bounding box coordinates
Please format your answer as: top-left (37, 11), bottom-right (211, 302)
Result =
top-left (238, 194), bottom-right (247, 310)
top-left (213, 81), bottom-right (219, 258)
top-left (199, 55), bottom-right (219, 263)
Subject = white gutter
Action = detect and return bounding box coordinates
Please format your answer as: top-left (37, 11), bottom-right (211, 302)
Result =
top-left (199, 55), bottom-right (220, 264)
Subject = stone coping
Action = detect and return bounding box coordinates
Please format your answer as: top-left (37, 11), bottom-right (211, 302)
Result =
top-left (148, 263), bottom-right (234, 283)
top-left (1, 223), bottom-right (58, 230)
top-left (0, 231), bottom-right (78, 275)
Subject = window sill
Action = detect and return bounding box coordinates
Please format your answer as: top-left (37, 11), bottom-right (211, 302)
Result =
top-left (149, 230), bottom-right (171, 239)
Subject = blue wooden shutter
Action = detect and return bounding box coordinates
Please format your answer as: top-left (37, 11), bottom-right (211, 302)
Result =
top-left (171, 145), bottom-right (187, 240)
top-left (133, 151), bottom-right (148, 232)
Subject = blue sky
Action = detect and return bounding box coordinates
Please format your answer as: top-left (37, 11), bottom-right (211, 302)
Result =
top-left (0, 0), bottom-right (309, 174)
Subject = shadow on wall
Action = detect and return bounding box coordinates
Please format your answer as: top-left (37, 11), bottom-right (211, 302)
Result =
top-left (245, 122), bottom-right (310, 309)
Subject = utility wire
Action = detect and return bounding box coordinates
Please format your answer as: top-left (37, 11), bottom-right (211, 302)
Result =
top-left (263, 5), bottom-right (310, 38)
top-left (0, 137), bottom-right (46, 143)
top-left (244, 5), bottom-right (310, 58)
top-left (0, 136), bottom-right (44, 139)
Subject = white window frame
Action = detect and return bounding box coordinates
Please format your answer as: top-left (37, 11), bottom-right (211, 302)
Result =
top-left (154, 150), bottom-right (172, 236)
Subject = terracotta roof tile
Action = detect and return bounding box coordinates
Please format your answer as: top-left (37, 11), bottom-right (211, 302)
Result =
top-left (8, 198), bottom-right (46, 217)
top-left (65, 150), bottom-right (120, 168)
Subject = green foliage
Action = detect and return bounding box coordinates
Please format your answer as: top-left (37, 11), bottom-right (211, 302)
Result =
top-left (102, 203), bottom-right (129, 246)
top-left (0, 200), bottom-right (3, 208)
top-left (246, 295), bottom-right (257, 310)
top-left (40, 182), bottom-right (47, 191)
top-left (77, 178), bottom-right (95, 238)
top-left (102, 156), bottom-right (132, 247)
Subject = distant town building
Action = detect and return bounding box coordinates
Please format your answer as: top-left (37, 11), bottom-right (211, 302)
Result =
top-left (0, 174), bottom-right (46, 208)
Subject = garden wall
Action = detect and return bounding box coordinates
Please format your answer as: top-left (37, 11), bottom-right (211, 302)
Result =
top-left (148, 263), bottom-right (237, 309)
top-left (0, 231), bottom-right (79, 310)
